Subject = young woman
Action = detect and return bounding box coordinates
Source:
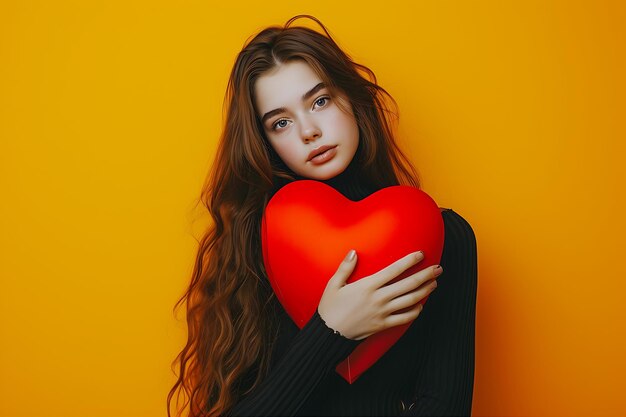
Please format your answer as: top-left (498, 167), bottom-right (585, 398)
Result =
top-left (168, 15), bottom-right (477, 417)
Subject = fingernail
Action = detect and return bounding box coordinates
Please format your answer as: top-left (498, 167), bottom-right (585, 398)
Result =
top-left (416, 250), bottom-right (424, 258)
top-left (344, 249), bottom-right (356, 262)
top-left (434, 265), bottom-right (443, 275)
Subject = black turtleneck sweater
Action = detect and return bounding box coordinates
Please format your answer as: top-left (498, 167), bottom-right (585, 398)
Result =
top-left (228, 163), bottom-right (478, 416)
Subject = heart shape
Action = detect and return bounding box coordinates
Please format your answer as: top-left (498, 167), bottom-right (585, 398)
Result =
top-left (261, 180), bottom-right (445, 383)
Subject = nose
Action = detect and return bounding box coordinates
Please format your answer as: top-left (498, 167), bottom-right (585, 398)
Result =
top-left (300, 118), bottom-right (321, 143)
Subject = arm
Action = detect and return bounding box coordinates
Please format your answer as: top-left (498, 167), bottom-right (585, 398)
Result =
top-left (227, 306), bottom-right (362, 417)
top-left (402, 209), bottom-right (478, 416)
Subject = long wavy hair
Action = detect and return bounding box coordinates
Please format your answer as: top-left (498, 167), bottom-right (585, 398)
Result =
top-left (167, 15), bottom-right (421, 417)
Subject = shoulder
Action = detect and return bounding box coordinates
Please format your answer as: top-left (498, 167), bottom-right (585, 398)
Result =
top-left (438, 207), bottom-right (477, 253)
top-left (437, 208), bottom-right (478, 301)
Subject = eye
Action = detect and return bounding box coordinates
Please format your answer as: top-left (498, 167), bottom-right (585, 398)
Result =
top-left (313, 96), bottom-right (330, 109)
top-left (271, 118), bottom-right (290, 131)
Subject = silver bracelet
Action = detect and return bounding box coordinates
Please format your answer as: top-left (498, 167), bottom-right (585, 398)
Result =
top-left (332, 329), bottom-right (344, 337)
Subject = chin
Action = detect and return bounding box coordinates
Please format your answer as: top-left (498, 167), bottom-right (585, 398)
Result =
top-left (301, 161), bottom-right (348, 181)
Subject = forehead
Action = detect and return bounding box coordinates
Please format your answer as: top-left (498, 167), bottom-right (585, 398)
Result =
top-left (254, 60), bottom-right (323, 114)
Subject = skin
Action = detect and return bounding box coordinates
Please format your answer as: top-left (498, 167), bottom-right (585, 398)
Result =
top-left (254, 60), bottom-right (360, 181)
top-left (253, 60), bottom-right (444, 340)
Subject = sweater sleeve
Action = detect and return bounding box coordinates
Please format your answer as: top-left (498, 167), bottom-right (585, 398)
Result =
top-left (402, 209), bottom-right (478, 416)
top-left (226, 308), bottom-right (362, 417)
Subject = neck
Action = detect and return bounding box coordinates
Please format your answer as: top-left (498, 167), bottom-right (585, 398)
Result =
top-left (271, 157), bottom-right (380, 202)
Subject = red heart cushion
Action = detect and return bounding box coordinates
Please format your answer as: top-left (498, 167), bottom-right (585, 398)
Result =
top-left (261, 180), bottom-right (444, 383)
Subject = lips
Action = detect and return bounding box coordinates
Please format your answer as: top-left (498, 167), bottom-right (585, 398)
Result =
top-left (307, 145), bottom-right (337, 162)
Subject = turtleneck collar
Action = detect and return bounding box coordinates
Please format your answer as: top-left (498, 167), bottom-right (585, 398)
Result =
top-left (269, 156), bottom-right (380, 202)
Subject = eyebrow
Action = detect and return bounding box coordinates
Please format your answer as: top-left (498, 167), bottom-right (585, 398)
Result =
top-left (260, 82), bottom-right (326, 125)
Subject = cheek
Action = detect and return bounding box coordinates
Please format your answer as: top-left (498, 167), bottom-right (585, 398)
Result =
top-left (329, 110), bottom-right (359, 146)
top-left (269, 138), bottom-right (301, 165)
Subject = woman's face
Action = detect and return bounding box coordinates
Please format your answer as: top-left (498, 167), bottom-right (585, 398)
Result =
top-left (254, 60), bottom-right (360, 180)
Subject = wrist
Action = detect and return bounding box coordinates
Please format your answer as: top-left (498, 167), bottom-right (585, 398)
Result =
top-left (316, 308), bottom-right (350, 339)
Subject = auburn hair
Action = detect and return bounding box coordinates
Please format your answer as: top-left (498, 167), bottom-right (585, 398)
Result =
top-left (167, 15), bottom-right (420, 417)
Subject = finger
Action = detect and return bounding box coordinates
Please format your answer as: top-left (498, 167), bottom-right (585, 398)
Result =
top-left (377, 264), bottom-right (443, 301)
top-left (384, 302), bottom-right (424, 328)
top-left (368, 251), bottom-right (425, 289)
top-left (327, 249), bottom-right (358, 289)
top-left (382, 279), bottom-right (437, 315)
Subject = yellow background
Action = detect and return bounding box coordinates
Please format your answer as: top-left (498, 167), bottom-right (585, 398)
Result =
top-left (1, 1), bottom-right (625, 416)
